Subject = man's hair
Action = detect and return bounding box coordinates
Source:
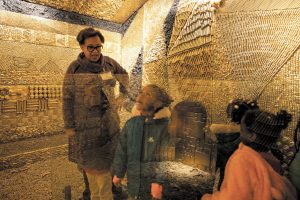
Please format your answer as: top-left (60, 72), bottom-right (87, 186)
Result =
top-left (76, 27), bottom-right (105, 45)
top-left (241, 109), bottom-right (292, 151)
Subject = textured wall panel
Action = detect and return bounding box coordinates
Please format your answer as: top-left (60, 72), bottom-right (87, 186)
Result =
top-left (144, 30), bottom-right (168, 64)
top-left (0, 40), bottom-right (78, 85)
top-left (113, 0), bottom-right (148, 23)
top-left (163, 0), bottom-right (180, 50)
top-left (220, 0), bottom-right (300, 12)
top-left (214, 9), bottom-right (300, 98)
top-left (0, 24), bottom-right (77, 48)
top-left (168, 46), bottom-right (231, 80)
top-left (143, 58), bottom-right (169, 90)
top-left (143, 0), bottom-right (174, 63)
top-left (168, 6), bottom-right (300, 139)
top-left (0, 10), bottom-right (123, 49)
top-left (0, 100), bottom-right (64, 142)
top-left (258, 48), bottom-right (300, 138)
top-left (23, 0), bottom-right (124, 22)
top-left (0, 0), bottom-right (123, 33)
top-left (169, 0), bottom-right (214, 56)
top-left (0, 10), bottom-right (69, 35)
top-left (19, 0), bottom-right (147, 24)
top-left (121, 9), bottom-right (144, 72)
top-left (119, 8), bottom-right (144, 123)
top-left (169, 0), bottom-right (196, 50)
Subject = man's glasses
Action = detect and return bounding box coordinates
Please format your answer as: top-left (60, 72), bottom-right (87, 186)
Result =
top-left (86, 45), bottom-right (103, 52)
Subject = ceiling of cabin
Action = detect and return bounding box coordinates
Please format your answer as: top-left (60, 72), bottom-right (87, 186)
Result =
top-left (23, 0), bottom-right (149, 24)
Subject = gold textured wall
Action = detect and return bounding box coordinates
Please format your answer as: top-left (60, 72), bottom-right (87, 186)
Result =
top-left (121, 0), bottom-right (300, 139)
top-left (167, 0), bottom-right (300, 138)
top-left (142, 0), bottom-right (175, 89)
top-left (219, 0), bottom-right (300, 12)
top-left (23, 0), bottom-right (148, 23)
top-left (24, 0), bottom-right (124, 22)
top-left (119, 5), bottom-right (144, 124)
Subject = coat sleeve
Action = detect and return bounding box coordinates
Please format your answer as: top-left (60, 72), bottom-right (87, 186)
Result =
top-left (113, 122), bottom-right (129, 178)
top-left (62, 63), bottom-right (76, 129)
top-left (201, 152), bottom-right (255, 200)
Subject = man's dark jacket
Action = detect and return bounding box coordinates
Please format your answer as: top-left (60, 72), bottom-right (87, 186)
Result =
top-left (63, 53), bottom-right (128, 170)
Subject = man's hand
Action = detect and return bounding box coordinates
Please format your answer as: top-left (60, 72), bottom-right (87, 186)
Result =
top-left (65, 128), bottom-right (76, 137)
top-left (151, 183), bottom-right (163, 199)
top-left (113, 175), bottom-right (122, 187)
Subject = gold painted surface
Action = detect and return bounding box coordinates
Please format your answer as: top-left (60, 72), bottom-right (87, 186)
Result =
top-left (119, 7), bottom-right (144, 117)
top-left (143, 58), bottom-right (168, 90)
top-left (214, 8), bottom-right (300, 97)
top-left (143, 0), bottom-right (174, 60)
top-left (144, 29), bottom-right (168, 64)
top-left (0, 10), bottom-right (122, 61)
top-left (0, 24), bottom-right (74, 48)
top-left (0, 10), bottom-right (122, 43)
top-left (169, 0), bottom-right (197, 50)
top-left (24, 0), bottom-right (148, 23)
top-left (258, 48), bottom-right (300, 138)
top-left (219, 0), bottom-right (300, 12)
top-left (169, 1), bottom-right (214, 56)
top-left (113, 0), bottom-right (149, 23)
top-left (24, 0), bottom-right (123, 21)
top-left (121, 9), bottom-right (144, 71)
top-left (0, 10), bottom-right (72, 35)
top-left (167, 6), bottom-right (300, 139)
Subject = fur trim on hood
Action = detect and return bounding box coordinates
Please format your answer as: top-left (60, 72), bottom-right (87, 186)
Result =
top-left (209, 123), bottom-right (240, 135)
top-left (131, 104), bottom-right (171, 119)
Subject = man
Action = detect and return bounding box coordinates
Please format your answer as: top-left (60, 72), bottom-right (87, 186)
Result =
top-left (63, 27), bottom-right (129, 200)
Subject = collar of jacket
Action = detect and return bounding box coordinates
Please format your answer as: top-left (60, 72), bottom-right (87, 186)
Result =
top-left (131, 105), bottom-right (171, 119)
top-left (77, 52), bottom-right (105, 73)
top-left (153, 107), bottom-right (171, 119)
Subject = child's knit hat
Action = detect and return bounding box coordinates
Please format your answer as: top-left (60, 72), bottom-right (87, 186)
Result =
top-left (241, 109), bottom-right (292, 149)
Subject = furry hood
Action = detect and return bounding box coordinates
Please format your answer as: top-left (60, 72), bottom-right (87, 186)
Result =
top-left (209, 123), bottom-right (240, 135)
top-left (131, 104), bottom-right (171, 119)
